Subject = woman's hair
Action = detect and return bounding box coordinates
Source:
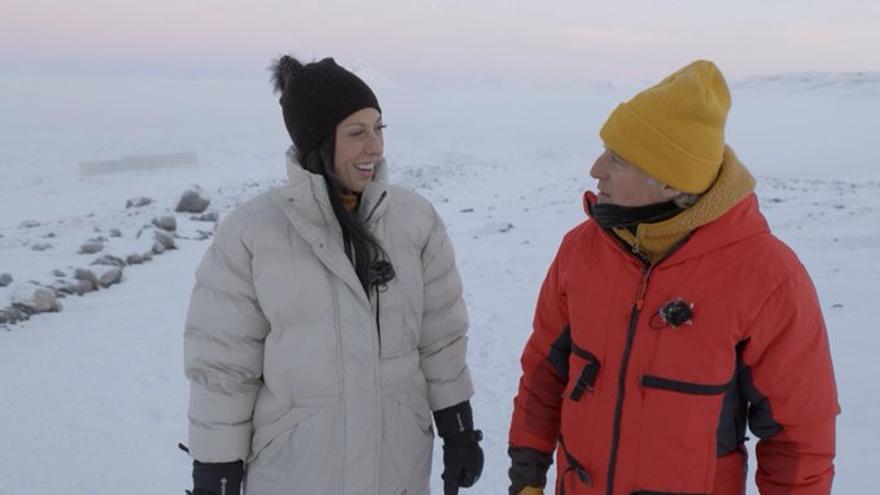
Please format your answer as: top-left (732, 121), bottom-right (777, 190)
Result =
top-left (300, 134), bottom-right (391, 292)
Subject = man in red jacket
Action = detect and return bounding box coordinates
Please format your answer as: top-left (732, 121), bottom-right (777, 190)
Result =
top-left (508, 60), bottom-right (839, 495)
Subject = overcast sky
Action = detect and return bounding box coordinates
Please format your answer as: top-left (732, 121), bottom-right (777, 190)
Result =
top-left (3, 0), bottom-right (879, 85)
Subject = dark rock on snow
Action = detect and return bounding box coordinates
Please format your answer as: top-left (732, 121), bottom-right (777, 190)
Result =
top-left (176, 189), bottom-right (210, 214)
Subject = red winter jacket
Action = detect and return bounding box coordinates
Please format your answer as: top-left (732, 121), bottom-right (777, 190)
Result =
top-left (509, 190), bottom-right (839, 494)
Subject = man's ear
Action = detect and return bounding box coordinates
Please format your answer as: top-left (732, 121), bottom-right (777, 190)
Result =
top-left (661, 185), bottom-right (683, 200)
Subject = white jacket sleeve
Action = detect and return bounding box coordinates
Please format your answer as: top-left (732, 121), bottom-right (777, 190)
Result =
top-left (418, 206), bottom-right (474, 411)
top-left (183, 216), bottom-right (270, 462)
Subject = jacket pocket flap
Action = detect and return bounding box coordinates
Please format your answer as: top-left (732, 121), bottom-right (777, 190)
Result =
top-left (248, 403), bottom-right (326, 463)
top-left (642, 375), bottom-right (730, 395)
top-left (393, 390), bottom-right (432, 431)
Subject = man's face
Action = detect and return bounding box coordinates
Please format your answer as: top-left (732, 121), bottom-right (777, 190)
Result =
top-left (590, 149), bottom-right (674, 207)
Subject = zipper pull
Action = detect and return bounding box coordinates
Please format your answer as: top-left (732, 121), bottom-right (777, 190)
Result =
top-left (635, 267), bottom-right (653, 310)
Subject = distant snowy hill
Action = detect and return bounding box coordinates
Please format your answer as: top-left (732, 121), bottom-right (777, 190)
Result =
top-left (734, 71), bottom-right (880, 92)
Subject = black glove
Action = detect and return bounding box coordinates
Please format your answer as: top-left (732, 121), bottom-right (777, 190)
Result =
top-left (188, 459), bottom-right (244, 495)
top-left (433, 400), bottom-right (484, 495)
top-left (508, 446), bottom-right (553, 495)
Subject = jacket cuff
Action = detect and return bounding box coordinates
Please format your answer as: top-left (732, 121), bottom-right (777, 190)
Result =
top-left (427, 365), bottom-right (474, 411)
top-left (433, 400), bottom-right (474, 437)
top-left (509, 445), bottom-right (554, 495)
top-left (188, 421), bottom-right (252, 463)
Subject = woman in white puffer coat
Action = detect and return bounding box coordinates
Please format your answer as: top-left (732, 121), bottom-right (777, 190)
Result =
top-left (182, 55), bottom-right (483, 495)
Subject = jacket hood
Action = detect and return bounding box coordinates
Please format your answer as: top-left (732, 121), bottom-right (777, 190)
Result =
top-left (280, 146), bottom-right (391, 228)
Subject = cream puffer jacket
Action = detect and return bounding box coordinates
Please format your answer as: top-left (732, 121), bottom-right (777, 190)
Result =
top-left (184, 150), bottom-right (474, 495)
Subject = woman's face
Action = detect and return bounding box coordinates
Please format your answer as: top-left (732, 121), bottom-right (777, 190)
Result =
top-left (334, 107), bottom-right (384, 193)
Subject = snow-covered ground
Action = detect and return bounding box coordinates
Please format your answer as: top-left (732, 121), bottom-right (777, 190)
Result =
top-left (1, 72), bottom-right (878, 494)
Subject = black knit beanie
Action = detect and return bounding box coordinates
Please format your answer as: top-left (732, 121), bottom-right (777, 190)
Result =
top-left (271, 55), bottom-right (381, 157)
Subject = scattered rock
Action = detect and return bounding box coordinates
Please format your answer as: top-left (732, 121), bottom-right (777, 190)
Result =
top-left (31, 242), bottom-right (53, 251)
top-left (54, 278), bottom-right (94, 296)
top-left (152, 241), bottom-right (166, 255)
top-left (0, 306), bottom-right (28, 325)
top-left (19, 220), bottom-right (41, 228)
top-left (152, 215), bottom-right (178, 232)
top-left (49, 286), bottom-right (66, 298)
top-left (460, 208), bottom-right (475, 213)
top-left (142, 252), bottom-right (154, 262)
top-left (11, 285), bottom-right (59, 314)
top-left (191, 211), bottom-right (219, 222)
top-left (43, 232), bottom-right (56, 238)
top-left (72, 279), bottom-right (94, 294)
top-left (109, 228), bottom-right (122, 238)
top-left (74, 268), bottom-right (99, 291)
top-left (154, 230), bottom-right (176, 250)
top-left (482, 221), bottom-right (515, 234)
top-left (96, 267), bottom-right (123, 288)
top-left (176, 189), bottom-right (210, 213)
top-left (126, 254), bottom-right (144, 265)
top-left (91, 254), bottom-right (126, 268)
top-left (0, 273), bottom-right (14, 287)
top-left (52, 269), bottom-right (66, 278)
top-left (177, 230), bottom-right (213, 241)
top-left (126, 196), bottom-right (153, 208)
top-left (79, 241), bottom-right (104, 254)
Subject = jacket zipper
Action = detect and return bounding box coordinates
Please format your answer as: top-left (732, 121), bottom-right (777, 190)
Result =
top-left (364, 192), bottom-right (387, 493)
top-left (365, 190), bottom-right (387, 354)
top-left (364, 191), bottom-right (387, 224)
top-left (598, 223), bottom-right (691, 494)
top-left (606, 265), bottom-right (652, 495)
top-left (220, 478), bottom-right (227, 495)
top-left (330, 274), bottom-right (347, 493)
top-left (374, 288), bottom-right (382, 353)
top-left (360, 187), bottom-right (389, 490)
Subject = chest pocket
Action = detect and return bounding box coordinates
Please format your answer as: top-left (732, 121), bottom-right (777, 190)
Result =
top-left (567, 344), bottom-right (601, 402)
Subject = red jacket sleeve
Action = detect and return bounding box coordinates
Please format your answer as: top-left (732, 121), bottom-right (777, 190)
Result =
top-left (509, 242), bottom-right (571, 454)
top-left (741, 266), bottom-right (840, 494)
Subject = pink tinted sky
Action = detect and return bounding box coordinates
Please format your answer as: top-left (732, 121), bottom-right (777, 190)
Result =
top-left (2, 0), bottom-right (879, 84)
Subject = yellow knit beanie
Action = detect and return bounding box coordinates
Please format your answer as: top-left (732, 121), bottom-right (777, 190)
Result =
top-left (600, 60), bottom-right (731, 194)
